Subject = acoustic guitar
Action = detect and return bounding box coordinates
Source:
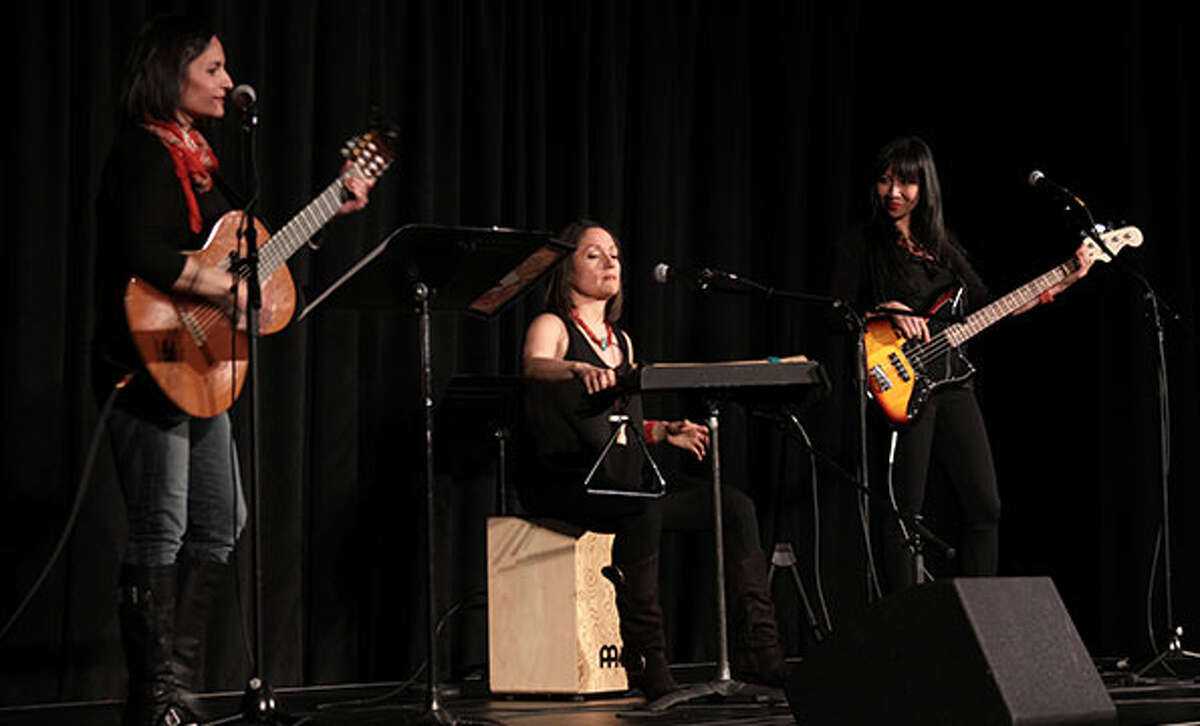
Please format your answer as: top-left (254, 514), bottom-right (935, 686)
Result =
top-left (123, 127), bottom-right (397, 418)
top-left (864, 226), bottom-right (1143, 425)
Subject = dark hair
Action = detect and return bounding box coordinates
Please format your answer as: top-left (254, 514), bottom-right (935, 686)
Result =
top-left (866, 136), bottom-right (952, 292)
top-left (121, 15), bottom-right (216, 122)
top-left (545, 219), bottom-right (624, 323)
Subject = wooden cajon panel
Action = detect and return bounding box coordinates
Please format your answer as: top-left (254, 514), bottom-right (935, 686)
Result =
top-left (487, 516), bottom-right (627, 694)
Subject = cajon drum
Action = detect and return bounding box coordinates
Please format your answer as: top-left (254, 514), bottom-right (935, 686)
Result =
top-left (487, 516), bottom-right (628, 694)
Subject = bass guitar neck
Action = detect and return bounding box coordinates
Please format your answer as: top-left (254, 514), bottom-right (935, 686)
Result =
top-left (865, 226), bottom-right (1143, 425)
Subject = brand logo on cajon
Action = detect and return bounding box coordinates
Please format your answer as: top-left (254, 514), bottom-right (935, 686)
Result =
top-left (598, 644), bottom-right (622, 668)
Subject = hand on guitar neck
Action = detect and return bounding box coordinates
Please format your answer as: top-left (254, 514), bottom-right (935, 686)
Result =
top-left (335, 160), bottom-right (374, 216)
top-left (1009, 240), bottom-right (1095, 314)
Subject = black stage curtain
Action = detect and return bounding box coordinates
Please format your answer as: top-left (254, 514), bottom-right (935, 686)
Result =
top-left (2, 0), bottom-right (1197, 706)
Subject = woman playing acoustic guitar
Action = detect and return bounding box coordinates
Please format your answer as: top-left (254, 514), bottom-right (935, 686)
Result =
top-left (92, 16), bottom-right (371, 725)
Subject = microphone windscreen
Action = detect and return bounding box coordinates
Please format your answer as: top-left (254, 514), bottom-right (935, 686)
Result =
top-left (651, 263), bottom-right (670, 284)
top-left (232, 84), bottom-right (257, 109)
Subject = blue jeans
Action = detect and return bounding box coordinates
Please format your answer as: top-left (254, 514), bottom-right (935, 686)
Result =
top-left (108, 406), bottom-right (246, 566)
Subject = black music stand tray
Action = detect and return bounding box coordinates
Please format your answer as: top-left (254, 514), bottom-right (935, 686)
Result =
top-left (301, 224), bottom-right (569, 724)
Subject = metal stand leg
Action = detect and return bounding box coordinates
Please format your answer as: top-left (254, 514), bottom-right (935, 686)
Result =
top-left (1135, 627), bottom-right (1200, 678)
top-left (767, 543), bottom-right (824, 643)
top-left (638, 401), bottom-right (783, 712)
top-left (388, 285), bottom-right (499, 725)
top-left (494, 426), bottom-right (509, 515)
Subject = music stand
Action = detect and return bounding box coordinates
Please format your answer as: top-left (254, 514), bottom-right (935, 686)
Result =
top-left (301, 224), bottom-right (569, 724)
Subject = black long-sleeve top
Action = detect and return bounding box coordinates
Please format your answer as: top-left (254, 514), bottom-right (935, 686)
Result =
top-left (833, 224), bottom-right (990, 317)
top-left (92, 123), bottom-right (231, 412)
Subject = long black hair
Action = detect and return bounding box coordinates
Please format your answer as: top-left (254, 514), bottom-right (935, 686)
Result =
top-left (544, 219), bottom-right (624, 323)
top-left (121, 15), bottom-right (216, 123)
top-left (866, 136), bottom-right (952, 292)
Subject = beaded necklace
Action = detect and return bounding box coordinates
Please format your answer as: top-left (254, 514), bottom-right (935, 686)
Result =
top-left (570, 308), bottom-right (613, 351)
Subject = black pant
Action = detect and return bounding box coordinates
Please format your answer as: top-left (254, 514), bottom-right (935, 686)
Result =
top-left (517, 470), bottom-right (762, 567)
top-left (881, 386), bottom-right (1001, 590)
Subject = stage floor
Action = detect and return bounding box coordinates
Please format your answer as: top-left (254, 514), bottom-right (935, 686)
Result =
top-left (3, 667), bottom-right (1200, 725)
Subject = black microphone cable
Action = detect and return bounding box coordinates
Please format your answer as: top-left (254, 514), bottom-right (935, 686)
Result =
top-left (0, 371), bottom-right (134, 644)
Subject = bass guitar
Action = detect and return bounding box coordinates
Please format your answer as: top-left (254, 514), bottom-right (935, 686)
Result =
top-left (864, 226), bottom-right (1143, 425)
top-left (124, 127), bottom-right (397, 418)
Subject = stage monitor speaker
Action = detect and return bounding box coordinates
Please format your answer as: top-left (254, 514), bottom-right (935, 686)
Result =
top-left (787, 577), bottom-right (1117, 725)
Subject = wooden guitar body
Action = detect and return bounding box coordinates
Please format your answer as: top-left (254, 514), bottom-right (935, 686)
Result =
top-left (124, 213), bottom-right (294, 418)
top-left (120, 126), bottom-right (397, 418)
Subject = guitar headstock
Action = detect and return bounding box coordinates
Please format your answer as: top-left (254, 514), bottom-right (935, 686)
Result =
top-left (341, 126), bottom-right (399, 181)
top-left (1083, 225), bottom-right (1143, 263)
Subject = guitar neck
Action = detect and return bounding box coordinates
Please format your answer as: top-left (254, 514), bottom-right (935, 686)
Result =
top-left (255, 178), bottom-right (346, 279)
top-left (944, 257), bottom-right (1078, 346)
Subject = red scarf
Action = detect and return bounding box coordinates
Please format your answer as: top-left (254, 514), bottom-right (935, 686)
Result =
top-left (141, 119), bottom-right (219, 234)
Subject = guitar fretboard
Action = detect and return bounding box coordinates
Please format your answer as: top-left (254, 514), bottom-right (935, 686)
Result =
top-left (252, 178), bottom-right (348, 280)
top-left (943, 258), bottom-right (1079, 347)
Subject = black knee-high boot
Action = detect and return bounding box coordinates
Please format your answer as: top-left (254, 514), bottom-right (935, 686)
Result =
top-left (727, 552), bottom-right (788, 687)
top-left (172, 558), bottom-right (226, 707)
top-left (604, 554), bottom-right (678, 700)
top-left (118, 565), bottom-right (195, 726)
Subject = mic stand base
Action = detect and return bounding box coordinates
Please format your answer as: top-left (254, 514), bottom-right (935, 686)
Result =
top-left (235, 677), bottom-right (297, 724)
top-left (1135, 627), bottom-right (1200, 679)
top-left (383, 704), bottom-right (503, 726)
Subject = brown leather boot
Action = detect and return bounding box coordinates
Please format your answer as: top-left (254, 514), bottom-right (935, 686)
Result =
top-left (727, 552), bottom-right (788, 688)
top-left (603, 556), bottom-right (679, 700)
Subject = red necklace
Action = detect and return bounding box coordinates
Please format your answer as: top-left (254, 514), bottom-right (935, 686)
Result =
top-left (570, 308), bottom-right (613, 351)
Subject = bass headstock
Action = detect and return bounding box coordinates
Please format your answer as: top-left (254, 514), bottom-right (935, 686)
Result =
top-left (1083, 225), bottom-right (1143, 263)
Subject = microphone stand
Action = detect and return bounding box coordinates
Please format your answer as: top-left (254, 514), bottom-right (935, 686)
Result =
top-left (1131, 272), bottom-right (1197, 677)
top-left (1043, 185), bottom-right (1196, 677)
top-left (863, 302), bottom-right (965, 591)
top-left (226, 100), bottom-right (294, 724)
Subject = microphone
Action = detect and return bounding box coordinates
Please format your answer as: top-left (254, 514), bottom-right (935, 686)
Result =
top-left (652, 262), bottom-right (732, 287)
top-left (1027, 169), bottom-right (1085, 207)
top-left (231, 84), bottom-right (257, 111)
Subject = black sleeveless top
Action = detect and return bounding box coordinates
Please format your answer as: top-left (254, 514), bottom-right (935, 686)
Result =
top-left (519, 312), bottom-right (646, 493)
